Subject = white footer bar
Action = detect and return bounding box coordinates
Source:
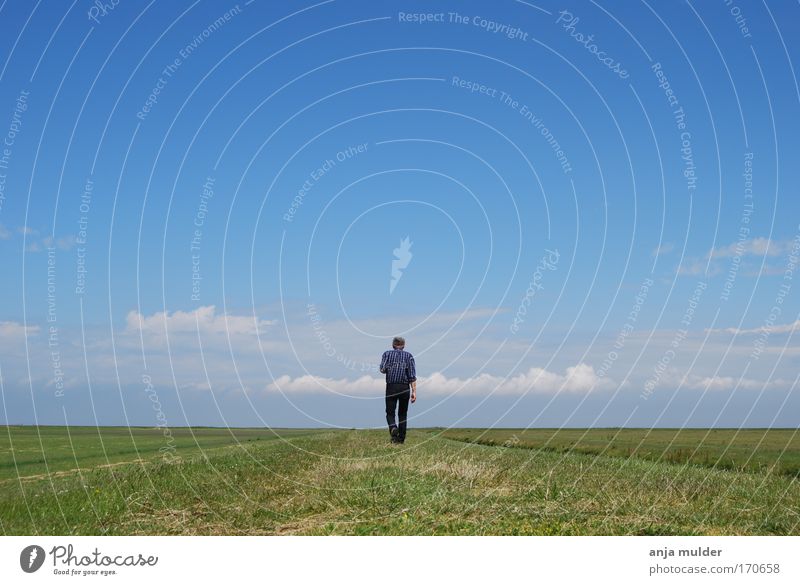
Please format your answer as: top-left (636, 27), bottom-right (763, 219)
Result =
top-left (1, 536), bottom-right (798, 584)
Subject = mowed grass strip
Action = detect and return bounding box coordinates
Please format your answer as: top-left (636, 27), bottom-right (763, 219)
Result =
top-left (1, 429), bottom-right (798, 535)
top-left (0, 426), bottom-right (318, 481)
top-left (441, 428), bottom-right (800, 477)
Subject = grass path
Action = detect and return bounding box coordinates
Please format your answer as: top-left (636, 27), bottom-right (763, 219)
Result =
top-left (1, 429), bottom-right (798, 535)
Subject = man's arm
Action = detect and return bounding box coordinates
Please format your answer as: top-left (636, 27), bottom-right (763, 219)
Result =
top-left (379, 351), bottom-right (387, 374)
top-left (408, 355), bottom-right (417, 402)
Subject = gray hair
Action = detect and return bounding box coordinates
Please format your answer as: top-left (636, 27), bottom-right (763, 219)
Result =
top-left (392, 336), bottom-right (405, 348)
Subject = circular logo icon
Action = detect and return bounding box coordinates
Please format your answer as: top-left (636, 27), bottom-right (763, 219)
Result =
top-left (20, 545), bottom-right (45, 573)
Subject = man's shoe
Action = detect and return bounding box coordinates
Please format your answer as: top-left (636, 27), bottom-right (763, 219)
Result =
top-left (390, 426), bottom-right (399, 441)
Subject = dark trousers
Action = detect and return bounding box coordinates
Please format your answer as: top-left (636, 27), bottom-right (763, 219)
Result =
top-left (385, 383), bottom-right (410, 441)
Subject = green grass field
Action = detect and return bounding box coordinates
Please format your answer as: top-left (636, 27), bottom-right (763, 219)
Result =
top-left (441, 428), bottom-right (800, 477)
top-left (1, 426), bottom-right (798, 535)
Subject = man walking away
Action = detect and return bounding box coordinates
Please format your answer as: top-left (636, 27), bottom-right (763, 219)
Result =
top-left (379, 336), bottom-right (417, 444)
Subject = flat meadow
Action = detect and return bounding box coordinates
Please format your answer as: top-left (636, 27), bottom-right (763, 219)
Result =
top-left (1, 426), bottom-right (798, 535)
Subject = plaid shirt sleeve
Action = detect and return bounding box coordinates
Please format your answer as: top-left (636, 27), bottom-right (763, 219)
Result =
top-left (407, 354), bottom-right (416, 382)
top-left (379, 351), bottom-right (388, 374)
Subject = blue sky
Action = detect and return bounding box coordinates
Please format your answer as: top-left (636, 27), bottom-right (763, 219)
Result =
top-left (0, 0), bottom-right (799, 428)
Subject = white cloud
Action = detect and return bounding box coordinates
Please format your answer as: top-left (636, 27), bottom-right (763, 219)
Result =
top-left (126, 305), bottom-right (276, 337)
top-left (265, 363), bottom-right (614, 396)
top-left (709, 237), bottom-right (789, 259)
top-left (677, 258), bottom-right (719, 276)
top-left (25, 234), bottom-right (77, 253)
top-left (649, 367), bottom-right (789, 392)
top-left (706, 320), bottom-right (800, 336)
top-left (267, 374), bottom-right (380, 395)
top-left (43, 235), bottom-right (77, 251)
top-left (743, 264), bottom-right (789, 277)
top-left (678, 236), bottom-right (799, 277)
top-left (682, 374), bottom-right (789, 391)
top-left (0, 224), bottom-right (77, 251)
top-left (685, 376), bottom-right (757, 391)
top-left (0, 321), bottom-right (40, 339)
top-left (652, 242), bottom-right (674, 257)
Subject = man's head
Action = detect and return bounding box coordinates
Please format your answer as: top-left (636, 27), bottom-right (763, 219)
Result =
top-left (392, 336), bottom-right (405, 349)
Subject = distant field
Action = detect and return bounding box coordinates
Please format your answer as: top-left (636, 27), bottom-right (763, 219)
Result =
top-left (0, 426), bottom-right (314, 481)
top-left (441, 428), bottom-right (800, 477)
top-left (1, 426), bottom-right (799, 535)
